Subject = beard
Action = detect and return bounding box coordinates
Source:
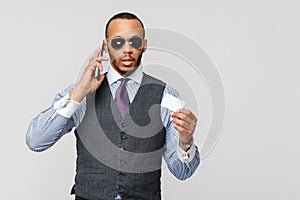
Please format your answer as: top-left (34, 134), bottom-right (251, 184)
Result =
top-left (109, 49), bottom-right (144, 76)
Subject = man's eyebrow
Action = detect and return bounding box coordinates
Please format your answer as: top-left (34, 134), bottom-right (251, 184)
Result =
top-left (111, 34), bottom-right (141, 39)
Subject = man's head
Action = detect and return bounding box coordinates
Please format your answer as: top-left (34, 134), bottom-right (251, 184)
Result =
top-left (104, 12), bottom-right (147, 76)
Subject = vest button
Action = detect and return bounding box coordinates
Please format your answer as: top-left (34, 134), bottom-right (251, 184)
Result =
top-left (121, 122), bottom-right (126, 128)
top-left (120, 147), bottom-right (126, 151)
top-left (115, 194), bottom-right (122, 200)
top-left (119, 160), bottom-right (124, 166)
top-left (117, 172), bottom-right (123, 177)
top-left (121, 135), bottom-right (126, 140)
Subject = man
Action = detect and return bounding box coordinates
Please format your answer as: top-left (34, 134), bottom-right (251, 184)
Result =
top-left (26, 12), bottom-right (200, 200)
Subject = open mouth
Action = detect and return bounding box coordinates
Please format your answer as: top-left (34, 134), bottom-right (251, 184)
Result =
top-left (121, 58), bottom-right (134, 66)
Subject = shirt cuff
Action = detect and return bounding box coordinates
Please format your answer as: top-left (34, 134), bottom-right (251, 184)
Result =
top-left (176, 143), bottom-right (196, 164)
top-left (53, 93), bottom-right (80, 118)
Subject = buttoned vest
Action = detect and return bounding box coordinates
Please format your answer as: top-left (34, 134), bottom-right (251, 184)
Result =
top-left (72, 73), bottom-right (166, 200)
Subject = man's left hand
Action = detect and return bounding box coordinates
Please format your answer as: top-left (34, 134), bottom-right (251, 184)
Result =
top-left (170, 109), bottom-right (197, 151)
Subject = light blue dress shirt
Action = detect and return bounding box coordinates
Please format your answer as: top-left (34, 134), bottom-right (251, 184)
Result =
top-left (26, 66), bottom-right (200, 181)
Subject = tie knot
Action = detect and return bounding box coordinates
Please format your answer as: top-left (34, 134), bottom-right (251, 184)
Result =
top-left (119, 78), bottom-right (129, 86)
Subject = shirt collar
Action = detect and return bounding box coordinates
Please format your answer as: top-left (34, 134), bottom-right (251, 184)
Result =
top-left (106, 64), bottom-right (143, 85)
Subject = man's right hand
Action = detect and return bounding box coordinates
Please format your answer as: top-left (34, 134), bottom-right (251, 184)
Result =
top-left (69, 48), bottom-right (109, 102)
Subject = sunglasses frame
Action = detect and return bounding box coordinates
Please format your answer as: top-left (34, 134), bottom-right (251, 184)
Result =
top-left (109, 36), bottom-right (144, 50)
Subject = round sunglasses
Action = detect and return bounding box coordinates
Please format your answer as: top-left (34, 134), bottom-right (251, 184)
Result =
top-left (110, 37), bottom-right (143, 50)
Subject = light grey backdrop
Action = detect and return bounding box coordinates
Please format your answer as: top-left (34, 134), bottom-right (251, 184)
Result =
top-left (0, 0), bottom-right (299, 199)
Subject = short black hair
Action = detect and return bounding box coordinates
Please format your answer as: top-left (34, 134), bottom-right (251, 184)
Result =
top-left (105, 12), bottom-right (145, 39)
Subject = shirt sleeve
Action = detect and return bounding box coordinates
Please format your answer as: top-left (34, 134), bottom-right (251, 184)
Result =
top-left (26, 84), bottom-right (86, 152)
top-left (161, 85), bottom-right (201, 180)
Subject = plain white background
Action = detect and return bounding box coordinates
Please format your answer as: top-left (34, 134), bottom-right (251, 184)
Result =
top-left (0, 0), bottom-right (299, 199)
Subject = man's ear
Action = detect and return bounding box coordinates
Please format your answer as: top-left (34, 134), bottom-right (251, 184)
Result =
top-left (103, 39), bottom-right (108, 53)
top-left (142, 39), bottom-right (147, 53)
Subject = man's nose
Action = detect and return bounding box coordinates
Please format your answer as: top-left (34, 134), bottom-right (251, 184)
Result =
top-left (123, 41), bottom-right (133, 53)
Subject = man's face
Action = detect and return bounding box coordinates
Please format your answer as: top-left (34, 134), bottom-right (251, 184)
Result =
top-left (105, 19), bottom-right (147, 76)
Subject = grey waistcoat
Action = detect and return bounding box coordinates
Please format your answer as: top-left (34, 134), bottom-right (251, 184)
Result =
top-left (71, 73), bottom-right (166, 200)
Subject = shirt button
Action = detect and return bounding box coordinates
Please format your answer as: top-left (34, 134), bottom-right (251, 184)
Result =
top-left (183, 153), bottom-right (189, 159)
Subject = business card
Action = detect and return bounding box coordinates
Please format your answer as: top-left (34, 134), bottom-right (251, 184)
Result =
top-left (161, 94), bottom-right (185, 111)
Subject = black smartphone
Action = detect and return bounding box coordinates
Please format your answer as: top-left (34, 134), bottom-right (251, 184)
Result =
top-left (94, 42), bottom-right (104, 80)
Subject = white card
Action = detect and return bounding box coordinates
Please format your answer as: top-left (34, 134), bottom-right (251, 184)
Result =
top-left (161, 94), bottom-right (185, 111)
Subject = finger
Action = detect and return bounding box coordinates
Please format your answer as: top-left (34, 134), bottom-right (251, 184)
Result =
top-left (94, 75), bottom-right (105, 88)
top-left (171, 109), bottom-right (198, 126)
top-left (90, 56), bottom-right (109, 66)
top-left (178, 109), bottom-right (197, 121)
top-left (87, 60), bottom-right (100, 69)
top-left (170, 111), bottom-right (194, 125)
top-left (173, 124), bottom-right (190, 135)
top-left (85, 61), bottom-right (102, 76)
top-left (89, 48), bottom-right (105, 62)
top-left (99, 74), bottom-right (105, 82)
top-left (170, 117), bottom-right (191, 131)
top-left (89, 74), bottom-right (105, 93)
top-left (172, 117), bottom-right (195, 135)
top-left (92, 48), bottom-right (102, 58)
top-left (92, 61), bottom-right (103, 72)
top-left (94, 56), bottom-right (109, 63)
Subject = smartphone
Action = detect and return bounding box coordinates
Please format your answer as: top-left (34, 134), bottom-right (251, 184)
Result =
top-left (94, 42), bottom-right (104, 80)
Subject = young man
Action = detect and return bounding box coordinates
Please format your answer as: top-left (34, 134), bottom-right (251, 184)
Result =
top-left (26, 12), bottom-right (200, 200)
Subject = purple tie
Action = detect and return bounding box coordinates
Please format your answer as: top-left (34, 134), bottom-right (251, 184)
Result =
top-left (115, 78), bottom-right (130, 117)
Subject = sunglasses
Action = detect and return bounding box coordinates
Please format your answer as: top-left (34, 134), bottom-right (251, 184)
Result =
top-left (110, 37), bottom-right (143, 50)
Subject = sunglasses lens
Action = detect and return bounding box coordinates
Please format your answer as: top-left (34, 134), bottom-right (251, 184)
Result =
top-left (110, 37), bottom-right (143, 50)
top-left (111, 38), bottom-right (125, 49)
top-left (129, 37), bottom-right (143, 49)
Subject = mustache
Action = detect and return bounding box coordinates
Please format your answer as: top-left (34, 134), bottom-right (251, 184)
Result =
top-left (120, 55), bottom-right (135, 61)
top-left (109, 54), bottom-right (136, 62)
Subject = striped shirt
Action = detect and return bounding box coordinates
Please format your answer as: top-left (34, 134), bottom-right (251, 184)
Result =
top-left (26, 65), bottom-right (200, 180)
